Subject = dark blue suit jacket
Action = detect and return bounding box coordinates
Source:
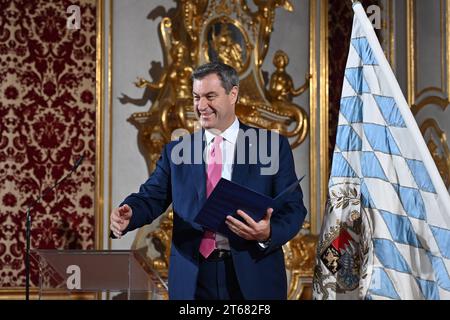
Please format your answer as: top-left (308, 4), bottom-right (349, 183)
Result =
top-left (121, 122), bottom-right (307, 299)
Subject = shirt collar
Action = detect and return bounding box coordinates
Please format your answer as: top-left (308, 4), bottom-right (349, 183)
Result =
top-left (205, 117), bottom-right (239, 145)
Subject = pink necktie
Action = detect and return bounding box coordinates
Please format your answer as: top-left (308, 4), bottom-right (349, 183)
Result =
top-left (199, 135), bottom-right (223, 258)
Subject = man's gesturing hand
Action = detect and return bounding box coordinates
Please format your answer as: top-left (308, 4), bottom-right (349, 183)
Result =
top-left (225, 208), bottom-right (273, 242)
top-left (110, 204), bottom-right (132, 238)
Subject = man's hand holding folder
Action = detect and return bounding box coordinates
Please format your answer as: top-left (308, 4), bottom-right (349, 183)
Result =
top-left (225, 208), bottom-right (273, 242)
top-left (194, 175), bottom-right (305, 240)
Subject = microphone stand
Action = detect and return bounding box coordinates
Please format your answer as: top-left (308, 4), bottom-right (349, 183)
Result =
top-left (25, 155), bottom-right (84, 301)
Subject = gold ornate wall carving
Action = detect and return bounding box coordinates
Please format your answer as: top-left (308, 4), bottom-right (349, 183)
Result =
top-left (420, 119), bottom-right (450, 189)
top-left (126, 0), bottom-right (315, 299)
top-left (283, 227), bottom-right (317, 300)
top-left (129, 0), bottom-right (310, 172)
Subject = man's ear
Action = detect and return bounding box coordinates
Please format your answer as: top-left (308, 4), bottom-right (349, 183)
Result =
top-left (229, 86), bottom-right (239, 105)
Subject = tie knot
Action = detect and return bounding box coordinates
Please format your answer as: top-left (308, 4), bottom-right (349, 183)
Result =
top-left (213, 135), bottom-right (223, 145)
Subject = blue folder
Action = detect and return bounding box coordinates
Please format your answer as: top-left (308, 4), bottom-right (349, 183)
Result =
top-left (194, 175), bottom-right (305, 236)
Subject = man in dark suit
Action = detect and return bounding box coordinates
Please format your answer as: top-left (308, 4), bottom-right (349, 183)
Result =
top-left (110, 62), bottom-right (307, 300)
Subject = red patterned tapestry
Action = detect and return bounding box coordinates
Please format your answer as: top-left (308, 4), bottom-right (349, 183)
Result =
top-left (0, 0), bottom-right (96, 287)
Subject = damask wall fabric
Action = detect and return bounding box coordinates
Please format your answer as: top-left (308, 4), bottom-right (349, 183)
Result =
top-left (0, 0), bottom-right (96, 287)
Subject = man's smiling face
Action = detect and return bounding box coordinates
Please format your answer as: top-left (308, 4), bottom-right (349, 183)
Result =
top-left (193, 73), bottom-right (238, 132)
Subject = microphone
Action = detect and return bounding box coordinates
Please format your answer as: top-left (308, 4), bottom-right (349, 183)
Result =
top-left (73, 155), bottom-right (84, 171)
top-left (25, 155), bottom-right (85, 301)
top-left (27, 156), bottom-right (84, 210)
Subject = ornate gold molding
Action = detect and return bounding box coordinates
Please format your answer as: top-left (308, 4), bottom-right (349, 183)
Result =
top-left (420, 119), bottom-right (450, 189)
top-left (203, 16), bottom-right (253, 74)
top-left (380, 0), bottom-right (395, 68)
top-left (407, 0), bottom-right (450, 112)
top-left (411, 93), bottom-right (449, 115)
top-left (284, 229), bottom-right (318, 300)
top-left (406, 0), bottom-right (415, 106)
top-left (95, 0), bottom-right (105, 251)
top-left (319, 0), bottom-right (329, 229)
top-left (107, 0), bottom-right (113, 251)
top-left (0, 288), bottom-right (96, 300)
top-left (388, 0), bottom-right (395, 68)
top-left (309, 0), bottom-right (318, 233)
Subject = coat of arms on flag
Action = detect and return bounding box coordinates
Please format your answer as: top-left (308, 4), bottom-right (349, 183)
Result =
top-left (313, 1), bottom-right (450, 300)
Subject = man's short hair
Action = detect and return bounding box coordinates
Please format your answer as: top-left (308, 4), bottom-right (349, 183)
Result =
top-left (192, 61), bottom-right (239, 93)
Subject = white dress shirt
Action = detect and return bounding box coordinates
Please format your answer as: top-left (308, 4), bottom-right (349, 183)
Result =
top-left (204, 117), bottom-right (240, 250)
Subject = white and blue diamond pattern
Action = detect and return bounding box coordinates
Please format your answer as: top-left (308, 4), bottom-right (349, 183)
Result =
top-left (316, 2), bottom-right (450, 300)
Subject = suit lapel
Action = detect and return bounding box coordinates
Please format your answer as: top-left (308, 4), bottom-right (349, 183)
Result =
top-left (231, 122), bottom-right (251, 185)
top-left (191, 129), bottom-right (206, 205)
